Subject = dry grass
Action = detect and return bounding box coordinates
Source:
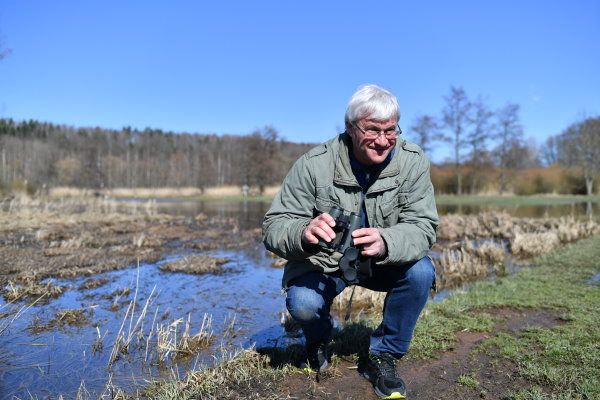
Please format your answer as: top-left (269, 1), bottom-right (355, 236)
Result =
top-left (464, 241), bottom-right (506, 266)
top-left (0, 196), bottom-right (259, 286)
top-left (2, 280), bottom-right (65, 302)
top-left (438, 212), bottom-right (600, 259)
top-left (332, 286), bottom-right (385, 314)
top-left (143, 347), bottom-right (287, 399)
top-left (437, 248), bottom-right (489, 289)
top-left (512, 232), bottom-right (561, 258)
top-left (156, 313), bottom-right (214, 362)
top-left (30, 308), bottom-right (90, 333)
top-left (47, 185), bottom-right (283, 199)
top-left (159, 255), bottom-right (229, 275)
top-left (79, 278), bottom-right (109, 290)
top-left (266, 251), bottom-right (287, 268)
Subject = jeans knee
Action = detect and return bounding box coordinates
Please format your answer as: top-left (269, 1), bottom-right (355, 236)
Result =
top-left (286, 287), bottom-right (326, 324)
top-left (405, 256), bottom-right (435, 293)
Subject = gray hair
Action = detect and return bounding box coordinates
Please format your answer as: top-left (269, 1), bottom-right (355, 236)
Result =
top-left (344, 84), bottom-right (400, 129)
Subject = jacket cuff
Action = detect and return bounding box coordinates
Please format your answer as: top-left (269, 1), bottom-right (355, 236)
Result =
top-left (289, 219), bottom-right (318, 259)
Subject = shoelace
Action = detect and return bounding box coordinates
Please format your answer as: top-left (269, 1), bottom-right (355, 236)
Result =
top-left (372, 354), bottom-right (397, 378)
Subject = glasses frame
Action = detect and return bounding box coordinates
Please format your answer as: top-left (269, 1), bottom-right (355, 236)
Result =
top-left (352, 122), bottom-right (402, 140)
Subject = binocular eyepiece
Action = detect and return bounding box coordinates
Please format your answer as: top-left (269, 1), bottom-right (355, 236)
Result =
top-left (318, 206), bottom-right (362, 254)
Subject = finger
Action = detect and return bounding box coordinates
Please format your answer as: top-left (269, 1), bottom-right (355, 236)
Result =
top-left (352, 228), bottom-right (377, 238)
top-left (319, 213), bottom-right (337, 227)
top-left (361, 244), bottom-right (381, 257)
top-left (361, 248), bottom-right (378, 257)
top-left (352, 235), bottom-right (376, 246)
top-left (303, 230), bottom-right (319, 244)
top-left (313, 220), bottom-right (335, 239)
top-left (312, 226), bottom-right (334, 242)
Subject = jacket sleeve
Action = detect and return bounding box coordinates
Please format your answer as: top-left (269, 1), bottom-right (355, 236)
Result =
top-left (377, 155), bottom-right (438, 265)
top-left (262, 155), bottom-right (318, 260)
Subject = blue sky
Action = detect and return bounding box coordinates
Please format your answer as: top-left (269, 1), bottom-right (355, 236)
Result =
top-left (0, 0), bottom-right (599, 162)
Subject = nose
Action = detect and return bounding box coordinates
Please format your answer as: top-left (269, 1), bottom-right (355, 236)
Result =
top-left (374, 133), bottom-right (390, 146)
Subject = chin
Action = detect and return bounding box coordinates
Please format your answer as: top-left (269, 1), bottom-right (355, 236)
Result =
top-left (366, 150), bottom-right (391, 164)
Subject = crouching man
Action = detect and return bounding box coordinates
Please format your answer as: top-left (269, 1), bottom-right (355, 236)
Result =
top-left (262, 84), bottom-right (438, 399)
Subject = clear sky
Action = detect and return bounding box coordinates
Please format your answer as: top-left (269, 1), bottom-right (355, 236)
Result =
top-left (0, 0), bottom-right (598, 162)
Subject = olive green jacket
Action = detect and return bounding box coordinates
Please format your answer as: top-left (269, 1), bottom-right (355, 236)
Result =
top-left (262, 133), bottom-right (438, 287)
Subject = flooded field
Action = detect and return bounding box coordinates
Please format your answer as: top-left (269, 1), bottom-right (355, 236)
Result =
top-left (1, 247), bottom-right (285, 397)
top-left (1, 197), bottom-right (599, 398)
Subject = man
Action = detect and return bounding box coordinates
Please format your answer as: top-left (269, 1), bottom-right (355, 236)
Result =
top-left (263, 84), bottom-right (438, 399)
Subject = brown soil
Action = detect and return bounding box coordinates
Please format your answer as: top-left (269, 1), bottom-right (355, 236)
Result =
top-left (278, 308), bottom-right (562, 400)
top-left (0, 209), bottom-right (262, 294)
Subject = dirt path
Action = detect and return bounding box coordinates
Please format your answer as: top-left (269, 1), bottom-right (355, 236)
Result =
top-left (278, 308), bottom-right (561, 399)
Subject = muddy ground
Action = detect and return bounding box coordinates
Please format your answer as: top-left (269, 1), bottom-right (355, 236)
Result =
top-left (278, 308), bottom-right (561, 400)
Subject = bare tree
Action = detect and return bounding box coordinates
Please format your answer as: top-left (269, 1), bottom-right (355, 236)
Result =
top-left (494, 103), bottom-right (523, 193)
top-left (409, 114), bottom-right (443, 155)
top-left (441, 86), bottom-right (471, 194)
top-left (540, 135), bottom-right (559, 166)
top-left (466, 98), bottom-right (493, 193)
top-left (244, 126), bottom-right (282, 195)
top-left (558, 117), bottom-right (600, 195)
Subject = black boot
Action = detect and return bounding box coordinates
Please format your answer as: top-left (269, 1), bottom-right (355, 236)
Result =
top-left (302, 341), bottom-right (330, 372)
top-left (362, 352), bottom-right (406, 399)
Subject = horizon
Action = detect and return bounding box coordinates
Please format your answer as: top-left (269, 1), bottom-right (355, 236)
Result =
top-left (1, 1), bottom-right (599, 163)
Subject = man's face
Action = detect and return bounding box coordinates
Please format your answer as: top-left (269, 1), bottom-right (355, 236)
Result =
top-left (348, 116), bottom-right (398, 165)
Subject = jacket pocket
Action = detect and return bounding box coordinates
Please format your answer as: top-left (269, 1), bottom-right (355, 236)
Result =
top-left (314, 196), bottom-right (334, 216)
top-left (379, 193), bottom-right (409, 226)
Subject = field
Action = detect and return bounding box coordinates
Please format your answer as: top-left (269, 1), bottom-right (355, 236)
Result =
top-left (0, 195), bottom-right (599, 399)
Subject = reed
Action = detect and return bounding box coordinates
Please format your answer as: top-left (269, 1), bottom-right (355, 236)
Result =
top-left (156, 313), bottom-right (214, 363)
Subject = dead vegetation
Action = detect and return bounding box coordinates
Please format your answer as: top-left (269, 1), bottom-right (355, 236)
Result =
top-left (0, 197), bottom-right (262, 301)
top-left (266, 251), bottom-right (287, 268)
top-left (79, 278), bottom-right (109, 290)
top-left (438, 212), bottom-right (600, 245)
top-left (2, 280), bottom-right (65, 303)
top-left (159, 255), bottom-right (229, 275)
top-left (29, 308), bottom-right (90, 333)
top-left (156, 313), bottom-right (214, 362)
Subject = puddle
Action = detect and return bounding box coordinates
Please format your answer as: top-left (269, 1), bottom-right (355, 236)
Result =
top-left (0, 245), bottom-right (287, 398)
top-left (588, 272), bottom-right (600, 284)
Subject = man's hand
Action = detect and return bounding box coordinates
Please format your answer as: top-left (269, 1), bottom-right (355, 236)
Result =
top-left (302, 213), bottom-right (336, 245)
top-left (352, 228), bottom-right (387, 258)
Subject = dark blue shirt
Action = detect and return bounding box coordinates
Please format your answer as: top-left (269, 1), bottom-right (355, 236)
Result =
top-left (348, 142), bottom-right (395, 228)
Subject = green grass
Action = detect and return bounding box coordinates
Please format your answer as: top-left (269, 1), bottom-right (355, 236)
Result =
top-left (457, 373), bottom-right (480, 388)
top-left (435, 194), bottom-right (600, 207)
top-left (411, 235), bottom-right (600, 398)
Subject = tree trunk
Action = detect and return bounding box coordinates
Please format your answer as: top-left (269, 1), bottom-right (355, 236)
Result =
top-left (585, 175), bottom-right (593, 196)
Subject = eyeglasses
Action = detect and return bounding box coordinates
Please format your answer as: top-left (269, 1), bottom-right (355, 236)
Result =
top-left (352, 123), bottom-right (401, 140)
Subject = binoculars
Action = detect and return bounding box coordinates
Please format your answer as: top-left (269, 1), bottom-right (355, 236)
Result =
top-left (318, 206), bottom-right (361, 253)
top-left (318, 206), bottom-right (370, 284)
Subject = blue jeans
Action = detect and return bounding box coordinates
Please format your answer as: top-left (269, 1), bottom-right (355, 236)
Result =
top-left (285, 256), bottom-right (435, 358)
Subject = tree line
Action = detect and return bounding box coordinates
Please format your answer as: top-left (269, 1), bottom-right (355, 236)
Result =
top-left (406, 86), bottom-right (599, 195)
top-left (0, 92), bottom-right (598, 196)
top-left (0, 119), bottom-right (312, 194)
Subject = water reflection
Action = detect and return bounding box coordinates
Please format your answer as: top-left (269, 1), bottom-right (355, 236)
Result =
top-left (152, 199), bottom-right (597, 227)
